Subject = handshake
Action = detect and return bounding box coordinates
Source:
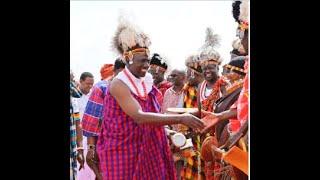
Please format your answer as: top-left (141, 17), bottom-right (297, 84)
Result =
top-left (170, 108), bottom-right (221, 135)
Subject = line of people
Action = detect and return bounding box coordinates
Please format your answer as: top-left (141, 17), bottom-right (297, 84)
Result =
top-left (70, 0), bottom-right (249, 179)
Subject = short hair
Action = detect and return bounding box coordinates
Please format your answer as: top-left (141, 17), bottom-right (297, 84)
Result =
top-left (80, 72), bottom-right (94, 81)
top-left (114, 58), bottom-right (125, 71)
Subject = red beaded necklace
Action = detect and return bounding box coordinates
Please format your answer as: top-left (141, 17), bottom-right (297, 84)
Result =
top-left (123, 68), bottom-right (147, 100)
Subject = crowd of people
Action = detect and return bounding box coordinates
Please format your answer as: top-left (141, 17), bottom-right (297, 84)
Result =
top-left (70, 0), bottom-right (249, 179)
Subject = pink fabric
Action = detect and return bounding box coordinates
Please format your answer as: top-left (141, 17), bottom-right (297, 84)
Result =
top-left (97, 87), bottom-right (176, 180)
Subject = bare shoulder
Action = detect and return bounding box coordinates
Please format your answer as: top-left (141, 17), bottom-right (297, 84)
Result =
top-left (109, 78), bottom-right (130, 96)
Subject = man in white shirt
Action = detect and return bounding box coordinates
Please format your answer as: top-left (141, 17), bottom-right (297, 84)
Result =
top-left (76, 72), bottom-right (95, 180)
top-left (78, 72), bottom-right (94, 117)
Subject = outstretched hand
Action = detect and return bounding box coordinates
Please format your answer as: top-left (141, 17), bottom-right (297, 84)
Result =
top-left (200, 113), bottom-right (220, 134)
top-left (180, 113), bottom-right (205, 132)
top-left (189, 109), bottom-right (212, 118)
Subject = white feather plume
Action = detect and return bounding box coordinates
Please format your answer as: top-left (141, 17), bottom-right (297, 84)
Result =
top-left (239, 0), bottom-right (249, 23)
top-left (202, 27), bottom-right (220, 49)
top-left (112, 12), bottom-right (151, 54)
top-left (198, 27), bottom-right (221, 63)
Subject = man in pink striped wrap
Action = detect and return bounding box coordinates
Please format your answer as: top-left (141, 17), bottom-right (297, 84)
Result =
top-left (96, 16), bottom-right (205, 180)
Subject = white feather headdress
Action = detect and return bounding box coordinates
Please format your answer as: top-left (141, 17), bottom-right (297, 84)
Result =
top-left (239, 0), bottom-right (249, 23)
top-left (198, 27), bottom-right (221, 64)
top-left (112, 14), bottom-right (151, 55)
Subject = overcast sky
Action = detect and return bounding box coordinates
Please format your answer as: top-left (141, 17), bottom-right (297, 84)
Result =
top-left (71, 0), bottom-right (238, 83)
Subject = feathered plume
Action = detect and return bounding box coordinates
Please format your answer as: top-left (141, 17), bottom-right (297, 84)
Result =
top-left (112, 12), bottom-right (151, 55)
top-left (239, 0), bottom-right (249, 23)
top-left (199, 27), bottom-right (221, 63)
top-left (201, 27), bottom-right (220, 50)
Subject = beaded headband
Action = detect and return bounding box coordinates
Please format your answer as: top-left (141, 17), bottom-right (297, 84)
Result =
top-left (123, 48), bottom-right (150, 62)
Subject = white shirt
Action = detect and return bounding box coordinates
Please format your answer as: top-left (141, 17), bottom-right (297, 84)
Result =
top-left (205, 87), bottom-right (212, 97)
top-left (71, 97), bottom-right (79, 113)
top-left (78, 91), bottom-right (91, 120)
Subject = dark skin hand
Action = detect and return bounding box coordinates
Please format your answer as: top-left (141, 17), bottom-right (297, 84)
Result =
top-left (220, 120), bottom-right (248, 150)
top-left (86, 136), bottom-right (102, 179)
top-left (109, 78), bottom-right (205, 131)
top-left (190, 109), bottom-right (237, 134)
top-left (86, 149), bottom-right (102, 180)
top-left (75, 120), bottom-right (84, 170)
top-left (77, 149), bottom-right (85, 170)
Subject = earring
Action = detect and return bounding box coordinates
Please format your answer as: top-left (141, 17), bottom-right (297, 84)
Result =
top-left (191, 71), bottom-right (195, 79)
top-left (129, 60), bottom-right (133, 64)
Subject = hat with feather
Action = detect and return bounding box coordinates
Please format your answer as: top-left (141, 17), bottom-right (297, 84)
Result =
top-left (197, 27), bottom-right (222, 67)
top-left (149, 53), bottom-right (168, 73)
top-left (112, 15), bottom-right (151, 63)
top-left (185, 54), bottom-right (202, 74)
top-left (232, 0), bottom-right (249, 31)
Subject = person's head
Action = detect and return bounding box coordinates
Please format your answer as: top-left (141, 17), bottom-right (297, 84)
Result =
top-left (198, 27), bottom-right (221, 84)
top-left (233, 0), bottom-right (249, 55)
top-left (148, 53), bottom-right (168, 85)
top-left (185, 54), bottom-right (204, 86)
top-left (79, 72), bottom-right (94, 94)
top-left (186, 68), bottom-right (204, 86)
top-left (127, 50), bottom-right (150, 78)
top-left (201, 63), bottom-right (219, 83)
top-left (224, 56), bottom-right (246, 82)
top-left (166, 75), bottom-right (174, 84)
top-left (149, 68), bottom-right (165, 85)
top-left (112, 17), bottom-right (152, 78)
top-left (114, 58), bottom-right (126, 76)
top-left (168, 69), bottom-right (186, 87)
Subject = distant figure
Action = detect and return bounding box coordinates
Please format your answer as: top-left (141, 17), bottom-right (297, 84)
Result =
top-left (70, 79), bottom-right (84, 180)
top-left (76, 72), bottom-right (95, 180)
top-left (183, 54), bottom-right (204, 108)
top-left (149, 53), bottom-right (172, 105)
top-left (162, 69), bottom-right (186, 113)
